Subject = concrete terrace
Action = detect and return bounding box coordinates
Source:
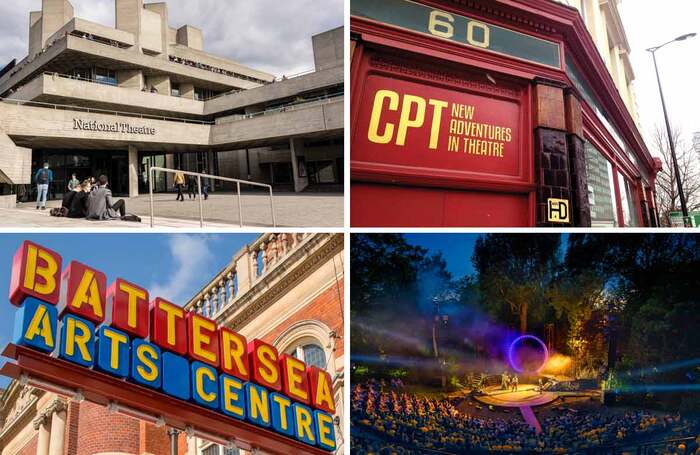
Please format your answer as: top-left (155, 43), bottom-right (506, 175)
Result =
top-left (3, 192), bottom-right (343, 228)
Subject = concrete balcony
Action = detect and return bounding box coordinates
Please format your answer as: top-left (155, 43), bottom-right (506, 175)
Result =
top-left (203, 65), bottom-right (343, 115)
top-left (8, 73), bottom-right (205, 118)
top-left (210, 96), bottom-right (343, 147)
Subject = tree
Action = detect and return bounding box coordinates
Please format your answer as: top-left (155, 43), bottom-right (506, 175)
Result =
top-left (472, 234), bottom-right (561, 334)
top-left (652, 126), bottom-right (700, 225)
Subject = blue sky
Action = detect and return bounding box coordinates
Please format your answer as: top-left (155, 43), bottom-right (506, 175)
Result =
top-left (0, 233), bottom-right (258, 388)
top-left (404, 234), bottom-right (480, 278)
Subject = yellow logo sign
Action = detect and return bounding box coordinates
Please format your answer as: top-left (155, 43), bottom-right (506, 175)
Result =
top-left (547, 199), bottom-right (570, 223)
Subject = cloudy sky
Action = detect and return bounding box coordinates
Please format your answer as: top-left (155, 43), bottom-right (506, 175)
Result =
top-left (0, 0), bottom-right (343, 76)
top-left (619, 0), bottom-right (700, 151)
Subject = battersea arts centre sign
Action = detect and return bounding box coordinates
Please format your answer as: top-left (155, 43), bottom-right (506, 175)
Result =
top-left (73, 118), bottom-right (157, 135)
top-left (2, 241), bottom-right (337, 453)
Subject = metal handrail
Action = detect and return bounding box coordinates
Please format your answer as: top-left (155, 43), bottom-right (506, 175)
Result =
top-left (43, 71), bottom-right (117, 86)
top-left (203, 68), bottom-right (317, 101)
top-left (0, 97), bottom-right (214, 125)
top-left (148, 166), bottom-right (276, 228)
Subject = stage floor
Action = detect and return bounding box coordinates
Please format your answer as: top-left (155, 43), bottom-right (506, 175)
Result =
top-left (473, 385), bottom-right (559, 408)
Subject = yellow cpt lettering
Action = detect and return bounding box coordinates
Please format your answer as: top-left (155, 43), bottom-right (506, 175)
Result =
top-left (256, 345), bottom-right (279, 385)
top-left (368, 92), bottom-right (447, 150)
top-left (23, 245), bottom-right (58, 296)
top-left (159, 302), bottom-right (183, 346)
top-left (367, 90), bottom-right (399, 144)
top-left (316, 373), bottom-right (336, 413)
top-left (24, 305), bottom-right (54, 347)
top-left (221, 331), bottom-right (248, 376)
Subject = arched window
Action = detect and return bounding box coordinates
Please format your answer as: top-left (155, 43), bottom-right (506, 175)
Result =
top-left (291, 344), bottom-right (326, 369)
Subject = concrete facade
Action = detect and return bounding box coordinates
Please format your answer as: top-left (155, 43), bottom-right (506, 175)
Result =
top-left (0, 0), bottom-right (343, 199)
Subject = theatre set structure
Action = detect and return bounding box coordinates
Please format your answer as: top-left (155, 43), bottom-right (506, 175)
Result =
top-left (0, 232), bottom-right (345, 455)
top-left (0, 0), bottom-right (343, 205)
top-left (350, 0), bottom-right (662, 227)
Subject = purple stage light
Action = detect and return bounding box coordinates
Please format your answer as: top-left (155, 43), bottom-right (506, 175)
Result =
top-left (508, 335), bottom-right (549, 373)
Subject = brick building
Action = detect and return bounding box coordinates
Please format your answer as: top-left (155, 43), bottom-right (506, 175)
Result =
top-left (0, 233), bottom-right (345, 455)
top-left (350, 0), bottom-right (662, 227)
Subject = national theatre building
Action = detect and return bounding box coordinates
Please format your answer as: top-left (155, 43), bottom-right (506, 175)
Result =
top-left (0, 233), bottom-right (345, 455)
top-left (350, 0), bottom-right (662, 227)
top-left (0, 0), bottom-right (343, 205)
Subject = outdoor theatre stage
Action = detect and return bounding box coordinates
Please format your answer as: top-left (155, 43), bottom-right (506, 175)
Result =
top-left (473, 385), bottom-right (559, 408)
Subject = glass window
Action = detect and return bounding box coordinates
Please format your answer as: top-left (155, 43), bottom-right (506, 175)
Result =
top-left (618, 174), bottom-right (641, 227)
top-left (94, 67), bottom-right (116, 86)
top-left (171, 83), bottom-right (181, 97)
top-left (202, 445), bottom-right (219, 455)
top-left (222, 447), bottom-right (240, 455)
top-left (291, 344), bottom-right (326, 369)
top-left (584, 142), bottom-right (619, 227)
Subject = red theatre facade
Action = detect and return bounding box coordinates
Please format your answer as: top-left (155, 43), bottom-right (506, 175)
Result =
top-left (0, 233), bottom-right (345, 455)
top-left (350, 0), bottom-right (662, 227)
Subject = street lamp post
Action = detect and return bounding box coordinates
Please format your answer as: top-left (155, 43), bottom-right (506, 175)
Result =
top-left (647, 33), bottom-right (697, 226)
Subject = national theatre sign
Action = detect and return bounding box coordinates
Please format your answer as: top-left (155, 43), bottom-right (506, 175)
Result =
top-left (73, 118), bottom-right (157, 135)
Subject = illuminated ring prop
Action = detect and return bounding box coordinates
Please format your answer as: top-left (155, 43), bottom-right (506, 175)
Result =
top-left (508, 335), bottom-right (549, 373)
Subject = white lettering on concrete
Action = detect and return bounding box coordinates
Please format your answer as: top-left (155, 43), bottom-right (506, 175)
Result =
top-left (73, 118), bottom-right (156, 135)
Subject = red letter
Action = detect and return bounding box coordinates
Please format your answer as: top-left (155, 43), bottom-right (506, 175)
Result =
top-left (60, 261), bottom-right (106, 324)
top-left (248, 339), bottom-right (281, 391)
top-left (219, 327), bottom-right (249, 381)
top-left (186, 312), bottom-right (219, 368)
top-left (108, 278), bottom-right (149, 338)
top-left (9, 241), bottom-right (62, 306)
top-left (280, 354), bottom-right (310, 404)
top-left (150, 298), bottom-right (187, 355)
top-left (309, 366), bottom-right (335, 414)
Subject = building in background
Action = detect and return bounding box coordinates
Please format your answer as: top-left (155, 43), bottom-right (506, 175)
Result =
top-left (0, 0), bottom-right (343, 206)
top-left (0, 233), bottom-right (345, 455)
top-left (350, 0), bottom-right (661, 227)
top-left (693, 132), bottom-right (700, 155)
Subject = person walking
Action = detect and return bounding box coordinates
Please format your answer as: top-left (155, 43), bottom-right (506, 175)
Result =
top-left (512, 375), bottom-right (519, 392)
top-left (34, 162), bottom-right (53, 210)
top-left (174, 170), bottom-right (185, 201)
top-left (67, 173), bottom-right (80, 192)
top-left (187, 175), bottom-right (197, 199)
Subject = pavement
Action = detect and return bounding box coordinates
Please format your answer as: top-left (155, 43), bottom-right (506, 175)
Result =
top-left (3, 192), bottom-right (344, 228)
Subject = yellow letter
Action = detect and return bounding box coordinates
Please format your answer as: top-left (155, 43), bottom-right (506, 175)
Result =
top-left (249, 386), bottom-right (270, 423)
top-left (71, 270), bottom-right (103, 318)
top-left (256, 345), bottom-right (279, 385)
top-left (396, 95), bottom-right (426, 146)
top-left (221, 331), bottom-right (248, 376)
top-left (195, 366), bottom-right (216, 402)
top-left (103, 329), bottom-right (128, 370)
top-left (119, 282), bottom-right (146, 328)
top-left (65, 318), bottom-right (92, 361)
top-left (221, 376), bottom-right (244, 417)
top-left (428, 10), bottom-right (454, 39)
top-left (24, 305), bottom-right (54, 347)
top-left (367, 90), bottom-right (399, 144)
top-left (285, 357), bottom-right (308, 401)
top-left (159, 301), bottom-right (184, 346)
top-left (23, 245), bottom-right (58, 296)
top-left (317, 412), bottom-right (336, 449)
top-left (316, 373), bottom-right (336, 413)
top-left (428, 99), bottom-right (448, 150)
top-left (136, 343), bottom-right (159, 381)
top-left (295, 406), bottom-right (315, 442)
top-left (272, 394), bottom-right (292, 431)
top-left (192, 317), bottom-right (217, 363)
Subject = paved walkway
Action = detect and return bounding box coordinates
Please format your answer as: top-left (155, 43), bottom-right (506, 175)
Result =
top-left (4, 192), bottom-right (344, 228)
